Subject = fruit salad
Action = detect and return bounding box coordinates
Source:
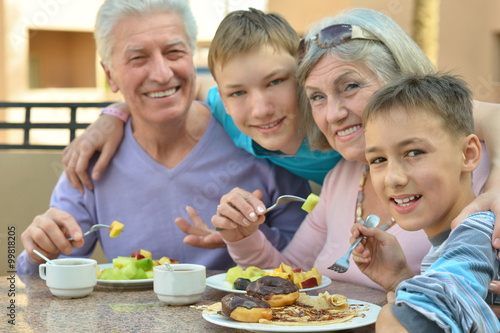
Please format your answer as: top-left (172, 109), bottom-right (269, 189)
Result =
top-left (97, 249), bottom-right (179, 280)
top-left (225, 263), bottom-right (322, 290)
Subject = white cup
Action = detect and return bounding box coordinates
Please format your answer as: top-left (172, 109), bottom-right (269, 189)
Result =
top-left (154, 264), bottom-right (206, 305)
top-left (39, 258), bottom-right (97, 298)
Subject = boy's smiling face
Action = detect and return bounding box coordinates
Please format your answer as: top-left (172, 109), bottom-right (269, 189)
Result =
top-left (213, 44), bottom-right (303, 155)
top-left (364, 108), bottom-right (478, 237)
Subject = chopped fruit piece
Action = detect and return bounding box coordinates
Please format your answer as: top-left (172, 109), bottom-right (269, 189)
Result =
top-left (267, 271), bottom-right (291, 280)
top-left (301, 194), bottom-right (320, 213)
top-left (109, 221), bottom-right (124, 238)
top-left (99, 268), bottom-right (111, 280)
top-left (113, 256), bottom-right (135, 268)
top-left (225, 266), bottom-right (244, 284)
top-left (300, 277), bottom-right (319, 289)
top-left (122, 262), bottom-right (138, 279)
top-left (304, 268), bottom-right (319, 279)
top-left (131, 249), bottom-right (152, 259)
top-left (292, 272), bottom-right (306, 288)
top-left (139, 249), bottom-right (152, 259)
top-left (279, 262), bottom-right (294, 275)
top-left (135, 258), bottom-right (153, 271)
top-left (158, 256), bottom-right (178, 265)
top-left (132, 268), bottom-right (147, 280)
top-left (243, 266), bottom-right (265, 279)
top-left (130, 249), bottom-right (152, 259)
top-left (293, 268), bottom-right (302, 273)
top-left (145, 270), bottom-right (154, 279)
top-left (108, 267), bottom-right (127, 280)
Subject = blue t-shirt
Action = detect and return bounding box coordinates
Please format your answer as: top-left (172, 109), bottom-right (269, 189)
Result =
top-left (206, 87), bottom-right (341, 184)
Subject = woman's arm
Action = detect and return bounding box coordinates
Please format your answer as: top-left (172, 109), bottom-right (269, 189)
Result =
top-left (453, 101), bottom-right (500, 248)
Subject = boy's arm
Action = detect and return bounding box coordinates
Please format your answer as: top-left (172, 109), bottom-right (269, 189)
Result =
top-left (393, 213), bottom-right (500, 332)
top-left (62, 77), bottom-right (217, 192)
top-left (352, 223), bottom-right (413, 291)
top-left (62, 104), bottom-right (126, 193)
top-left (195, 75), bottom-right (216, 103)
top-left (376, 296), bottom-right (410, 333)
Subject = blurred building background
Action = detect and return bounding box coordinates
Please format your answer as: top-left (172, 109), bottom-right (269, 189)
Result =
top-left (0, 0), bottom-right (499, 145)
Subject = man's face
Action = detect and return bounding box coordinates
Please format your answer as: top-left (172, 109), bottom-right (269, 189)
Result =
top-left (214, 45), bottom-right (303, 154)
top-left (102, 12), bottom-right (196, 126)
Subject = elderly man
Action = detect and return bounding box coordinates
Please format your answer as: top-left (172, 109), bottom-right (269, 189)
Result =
top-left (18, 0), bottom-right (309, 273)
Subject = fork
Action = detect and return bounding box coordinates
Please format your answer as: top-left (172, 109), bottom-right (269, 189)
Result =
top-left (215, 195), bottom-right (306, 231)
top-left (264, 195), bottom-right (306, 213)
top-left (67, 224), bottom-right (111, 241)
top-left (327, 215), bottom-right (380, 273)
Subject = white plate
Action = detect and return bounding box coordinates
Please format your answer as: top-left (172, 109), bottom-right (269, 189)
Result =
top-left (96, 263), bottom-right (153, 289)
top-left (206, 272), bottom-right (332, 294)
top-left (203, 299), bottom-right (380, 332)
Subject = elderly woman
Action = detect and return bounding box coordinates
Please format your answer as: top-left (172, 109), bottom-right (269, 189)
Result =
top-left (17, 0), bottom-right (309, 274)
top-left (210, 8), bottom-right (494, 290)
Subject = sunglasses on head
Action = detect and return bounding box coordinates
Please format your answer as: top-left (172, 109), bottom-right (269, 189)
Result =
top-left (298, 24), bottom-right (379, 62)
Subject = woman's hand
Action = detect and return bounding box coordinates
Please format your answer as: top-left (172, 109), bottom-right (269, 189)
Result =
top-left (175, 206), bottom-right (226, 249)
top-left (351, 223), bottom-right (413, 292)
top-left (469, 100), bottom-right (500, 250)
top-left (62, 102), bottom-right (128, 193)
top-left (451, 187), bottom-right (500, 248)
top-left (211, 188), bottom-right (266, 242)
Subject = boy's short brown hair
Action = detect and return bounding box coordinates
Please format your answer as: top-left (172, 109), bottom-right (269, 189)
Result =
top-left (363, 73), bottom-right (475, 138)
top-left (207, 8), bottom-right (299, 78)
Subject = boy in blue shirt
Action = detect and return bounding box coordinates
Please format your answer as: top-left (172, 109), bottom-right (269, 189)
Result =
top-left (354, 73), bottom-right (500, 332)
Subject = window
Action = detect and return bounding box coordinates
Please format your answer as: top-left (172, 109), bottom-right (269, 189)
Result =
top-left (28, 30), bottom-right (96, 89)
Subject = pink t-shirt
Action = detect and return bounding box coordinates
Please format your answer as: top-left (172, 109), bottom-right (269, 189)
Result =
top-left (227, 144), bottom-right (490, 290)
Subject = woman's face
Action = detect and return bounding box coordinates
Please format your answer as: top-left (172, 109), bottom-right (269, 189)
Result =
top-left (304, 53), bottom-right (382, 162)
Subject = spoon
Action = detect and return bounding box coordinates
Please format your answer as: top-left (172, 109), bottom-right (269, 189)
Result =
top-left (164, 262), bottom-right (174, 272)
top-left (33, 249), bottom-right (56, 265)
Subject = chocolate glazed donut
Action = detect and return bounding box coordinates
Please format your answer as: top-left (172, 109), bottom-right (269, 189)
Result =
top-left (247, 276), bottom-right (299, 307)
top-left (221, 293), bottom-right (272, 323)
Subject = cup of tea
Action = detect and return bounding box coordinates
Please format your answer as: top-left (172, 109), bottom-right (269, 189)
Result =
top-left (39, 258), bottom-right (97, 298)
top-left (154, 264), bottom-right (206, 305)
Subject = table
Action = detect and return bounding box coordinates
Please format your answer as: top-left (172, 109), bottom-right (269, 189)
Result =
top-left (1, 272), bottom-right (387, 332)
